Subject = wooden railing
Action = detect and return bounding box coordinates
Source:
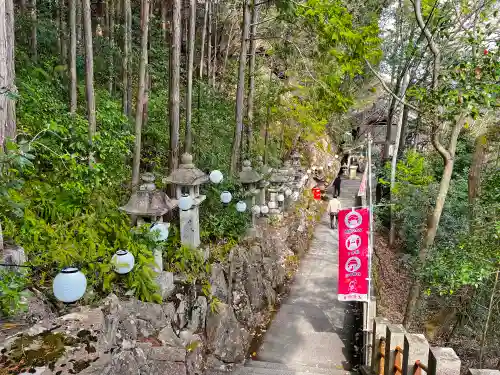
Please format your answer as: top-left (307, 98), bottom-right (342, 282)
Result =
top-left (364, 318), bottom-right (500, 375)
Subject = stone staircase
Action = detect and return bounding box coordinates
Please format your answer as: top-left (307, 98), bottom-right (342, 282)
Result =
top-left (210, 360), bottom-right (356, 375)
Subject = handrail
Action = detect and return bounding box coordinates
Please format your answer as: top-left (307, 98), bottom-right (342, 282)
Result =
top-left (413, 359), bottom-right (428, 375)
top-left (394, 346), bottom-right (403, 375)
top-left (378, 338), bottom-right (386, 375)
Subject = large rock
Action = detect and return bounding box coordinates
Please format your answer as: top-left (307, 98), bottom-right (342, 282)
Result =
top-left (206, 303), bottom-right (249, 363)
top-left (156, 271), bottom-right (175, 300)
top-left (210, 263), bottom-right (229, 303)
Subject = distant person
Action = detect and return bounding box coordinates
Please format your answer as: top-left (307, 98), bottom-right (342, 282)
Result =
top-left (333, 174), bottom-right (342, 197)
top-left (327, 195), bottom-right (342, 229)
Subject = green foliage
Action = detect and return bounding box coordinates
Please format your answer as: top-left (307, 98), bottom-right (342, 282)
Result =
top-left (0, 270), bottom-right (29, 317)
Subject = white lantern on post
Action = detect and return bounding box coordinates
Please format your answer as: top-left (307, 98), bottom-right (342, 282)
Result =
top-left (260, 205), bottom-right (269, 215)
top-left (112, 250), bottom-right (135, 274)
top-left (220, 191), bottom-right (232, 205)
top-left (150, 222), bottom-right (170, 241)
top-left (53, 268), bottom-right (87, 303)
top-left (178, 194), bottom-right (194, 211)
top-left (236, 201), bottom-right (247, 212)
top-left (277, 194), bottom-right (285, 202)
top-left (209, 170), bottom-right (224, 184)
top-left (284, 188), bottom-right (292, 197)
top-left (251, 205), bottom-right (261, 215)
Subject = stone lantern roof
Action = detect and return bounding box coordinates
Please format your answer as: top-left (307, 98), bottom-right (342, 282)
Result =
top-left (119, 173), bottom-right (177, 216)
top-left (163, 153), bottom-right (208, 186)
top-left (239, 160), bottom-right (262, 184)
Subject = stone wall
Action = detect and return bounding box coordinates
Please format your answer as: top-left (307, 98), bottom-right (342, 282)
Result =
top-left (0, 195), bottom-right (324, 375)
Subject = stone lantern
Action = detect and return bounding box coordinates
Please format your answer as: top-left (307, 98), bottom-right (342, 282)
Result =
top-left (239, 160), bottom-right (262, 233)
top-left (164, 153), bottom-right (208, 249)
top-left (119, 173), bottom-right (177, 271)
top-left (256, 156), bottom-right (272, 206)
top-left (291, 150), bottom-right (301, 169)
top-left (268, 165), bottom-right (290, 216)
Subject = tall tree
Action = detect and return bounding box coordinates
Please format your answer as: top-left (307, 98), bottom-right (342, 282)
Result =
top-left (0, 0), bottom-right (16, 149)
top-left (132, 0), bottom-right (150, 188)
top-left (122, 0), bottom-right (132, 115)
top-left (199, 1), bottom-right (208, 78)
top-left (246, 0), bottom-right (259, 155)
top-left (184, 0), bottom-right (196, 153)
top-left (207, 0), bottom-right (212, 85)
top-left (108, 0), bottom-right (115, 94)
top-left (212, 1), bottom-right (218, 85)
top-left (168, 0), bottom-right (181, 173)
top-left (230, 0), bottom-right (250, 174)
top-left (30, 0), bottom-right (37, 62)
top-left (59, 0), bottom-right (68, 62)
top-left (82, 0), bottom-right (96, 138)
top-left (69, 0), bottom-right (77, 114)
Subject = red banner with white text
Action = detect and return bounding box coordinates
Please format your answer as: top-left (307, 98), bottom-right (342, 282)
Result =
top-left (337, 208), bottom-right (369, 302)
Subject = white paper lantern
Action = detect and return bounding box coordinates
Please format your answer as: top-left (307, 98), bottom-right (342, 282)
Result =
top-left (251, 205), bottom-right (261, 215)
top-left (236, 201), bottom-right (247, 212)
top-left (268, 201), bottom-right (277, 209)
top-left (306, 169), bottom-right (311, 174)
top-left (112, 250), bottom-right (135, 274)
top-left (150, 222), bottom-right (170, 242)
top-left (53, 268), bottom-right (87, 303)
top-left (220, 191), bottom-right (232, 204)
top-left (178, 194), bottom-right (194, 211)
top-left (260, 205), bottom-right (269, 214)
top-left (335, 154), bottom-right (339, 159)
top-left (209, 170), bottom-right (224, 184)
top-left (277, 194), bottom-right (285, 202)
top-left (284, 188), bottom-right (292, 197)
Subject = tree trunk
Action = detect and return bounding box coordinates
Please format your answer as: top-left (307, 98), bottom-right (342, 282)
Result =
top-left (132, 0), bottom-right (150, 189)
top-left (168, 0), bottom-right (181, 173)
top-left (207, 1), bottom-right (212, 85)
top-left (403, 117), bottom-right (465, 328)
top-left (468, 134), bottom-right (486, 225)
top-left (108, 0), bottom-right (115, 94)
top-left (76, 0), bottom-right (82, 49)
top-left (263, 67), bottom-right (272, 165)
top-left (0, 0), bottom-right (16, 149)
top-left (212, 1), bottom-right (217, 85)
top-left (126, 0), bottom-right (132, 114)
top-left (30, 0), bottom-right (37, 62)
top-left (122, 0), bottom-right (131, 115)
top-left (199, 1), bottom-right (208, 78)
top-left (230, 0), bottom-right (250, 174)
top-left (479, 270), bottom-right (499, 368)
top-left (56, 5), bottom-right (61, 57)
top-left (389, 73), bottom-right (409, 246)
top-left (60, 0), bottom-right (68, 63)
top-left (220, 18), bottom-right (235, 89)
top-left (245, 0), bottom-right (259, 157)
top-left (161, 0), bottom-right (167, 42)
top-left (397, 103), bottom-right (410, 158)
top-left (82, 0), bottom-right (96, 138)
top-left (69, 0), bottom-right (77, 114)
top-left (184, 0), bottom-right (195, 154)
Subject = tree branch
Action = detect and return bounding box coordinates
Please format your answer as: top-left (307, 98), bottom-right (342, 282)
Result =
top-left (365, 59), bottom-right (421, 113)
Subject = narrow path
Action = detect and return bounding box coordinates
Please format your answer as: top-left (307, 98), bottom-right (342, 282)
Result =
top-left (255, 177), bottom-right (361, 374)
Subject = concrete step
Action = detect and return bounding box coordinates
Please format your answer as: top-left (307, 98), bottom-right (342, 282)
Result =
top-left (245, 360), bottom-right (356, 375)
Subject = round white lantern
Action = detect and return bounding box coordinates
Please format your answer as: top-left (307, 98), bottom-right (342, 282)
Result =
top-left (251, 205), bottom-right (261, 215)
top-left (335, 154), bottom-right (339, 159)
top-left (284, 188), bottom-right (292, 197)
top-left (150, 222), bottom-right (170, 242)
top-left (53, 268), bottom-right (87, 303)
top-left (268, 201), bottom-right (277, 209)
top-left (277, 194), bottom-right (285, 202)
top-left (292, 191), bottom-right (300, 201)
top-left (178, 194), bottom-right (194, 211)
top-left (220, 191), bottom-right (232, 204)
top-left (236, 201), bottom-right (247, 212)
top-left (306, 169), bottom-right (311, 174)
top-left (260, 205), bottom-right (269, 214)
top-left (209, 170), bottom-right (224, 184)
top-left (112, 250), bottom-right (135, 274)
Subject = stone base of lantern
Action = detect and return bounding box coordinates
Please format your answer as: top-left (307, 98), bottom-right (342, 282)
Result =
top-left (153, 248), bottom-right (163, 273)
top-left (180, 205), bottom-right (201, 249)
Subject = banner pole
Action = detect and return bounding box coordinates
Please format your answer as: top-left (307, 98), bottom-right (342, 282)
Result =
top-left (365, 132), bottom-right (374, 365)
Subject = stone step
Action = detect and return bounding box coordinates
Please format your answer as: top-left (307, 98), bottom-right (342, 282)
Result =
top-left (245, 359), bottom-right (356, 375)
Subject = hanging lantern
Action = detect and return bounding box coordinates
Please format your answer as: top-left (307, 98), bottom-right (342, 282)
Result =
top-left (178, 194), bottom-right (194, 211)
top-left (220, 191), bottom-right (232, 205)
top-left (335, 154), bottom-right (339, 159)
top-left (277, 194), bottom-right (285, 202)
top-left (284, 188), bottom-right (292, 197)
top-left (236, 201), bottom-right (247, 212)
top-left (260, 205), bottom-right (269, 214)
top-left (112, 250), bottom-right (135, 274)
top-left (53, 268), bottom-right (87, 303)
top-left (251, 205), bottom-right (261, 215)
top-left (306, 169), bottom-right (311, 174)
top-left (150, 222), bottom-right (170, 242)
top-left (209, 170), bottom-right (224, 184)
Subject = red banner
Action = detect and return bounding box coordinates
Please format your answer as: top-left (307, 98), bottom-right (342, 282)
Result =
top-left (312, 187), bottom-right (321, 200)
top-left (337, 208), bottom-right (369, 302)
